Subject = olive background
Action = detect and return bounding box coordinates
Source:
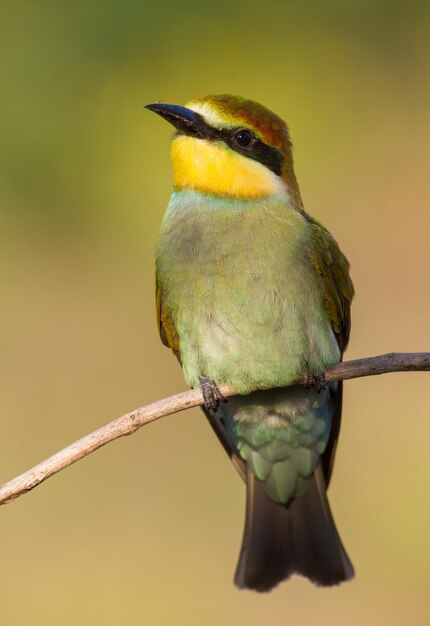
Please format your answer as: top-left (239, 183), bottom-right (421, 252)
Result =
top-left (1, 1), bottom-right (429, 624)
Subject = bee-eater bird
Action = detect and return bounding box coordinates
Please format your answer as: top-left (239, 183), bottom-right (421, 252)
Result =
top-left (146, 94), bottom-right (354, 591)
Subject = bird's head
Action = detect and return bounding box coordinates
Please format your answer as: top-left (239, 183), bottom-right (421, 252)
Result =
top-left (146, 94), bottom-right (302, 206)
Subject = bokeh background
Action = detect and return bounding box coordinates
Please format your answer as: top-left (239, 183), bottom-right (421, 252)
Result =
top-left (1, 1), bottom-right (429, 624)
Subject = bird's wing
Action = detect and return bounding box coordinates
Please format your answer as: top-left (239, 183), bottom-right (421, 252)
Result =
top-left (307, 217), bottom-right (354, 485)
top-left (156, 275), bottom-right (180, 358)
top-left (307, 217), bottom-right (354, 353)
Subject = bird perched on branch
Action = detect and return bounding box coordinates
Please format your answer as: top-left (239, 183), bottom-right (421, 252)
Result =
top-left (146, 94), bottom-right (354, 591)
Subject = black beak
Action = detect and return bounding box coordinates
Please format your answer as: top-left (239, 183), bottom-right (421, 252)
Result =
top-left (145, 102), bottom-right (215, 140)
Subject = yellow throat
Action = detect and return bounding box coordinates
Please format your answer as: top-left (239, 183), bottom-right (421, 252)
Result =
top-left (171, 135), bottom-right (286, 199)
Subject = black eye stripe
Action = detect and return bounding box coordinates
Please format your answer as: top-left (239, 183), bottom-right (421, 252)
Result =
top-left (213, 127), bottom-right (284, 176)
top-left (233, 137), bottom-right (283, 176)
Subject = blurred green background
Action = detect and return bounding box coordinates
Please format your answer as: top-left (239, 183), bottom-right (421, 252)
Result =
top-left (1, 1), bottom-right (429, 624)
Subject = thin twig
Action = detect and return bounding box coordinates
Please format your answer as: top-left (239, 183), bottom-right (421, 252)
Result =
top-left (0, 352), bottom-right (428, 506)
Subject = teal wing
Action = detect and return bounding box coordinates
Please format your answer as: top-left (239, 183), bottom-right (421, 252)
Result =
top-left (307, 216), bottom-right (354, 484)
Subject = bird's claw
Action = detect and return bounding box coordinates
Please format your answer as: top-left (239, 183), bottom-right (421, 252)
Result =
top-left (305, 372), bottom-right (327, 393)
top-left (199, 377), bottom-right (226, 411)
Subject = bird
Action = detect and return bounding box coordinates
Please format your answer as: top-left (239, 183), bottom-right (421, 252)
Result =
top-left (146, 94), bottom-right (354, 591)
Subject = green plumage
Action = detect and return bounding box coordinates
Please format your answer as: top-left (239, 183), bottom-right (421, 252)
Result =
top-left (157, 190), bottom-right (348, 392)
top-left (156, 189), bottom-right (351, 504)
top-left (221, 386), bottom-right (332, 503)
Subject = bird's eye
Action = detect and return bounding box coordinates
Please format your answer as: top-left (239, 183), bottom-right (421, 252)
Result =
top-left (233, 129), bottom-right (254, 148)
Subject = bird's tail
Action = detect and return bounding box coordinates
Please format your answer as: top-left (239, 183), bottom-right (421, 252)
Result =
top-left (235, 464), bottom-right (354, 591)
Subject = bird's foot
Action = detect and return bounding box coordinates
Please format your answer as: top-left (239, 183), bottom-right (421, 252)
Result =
top-left (305, 371), bottom-right (327, 393)
top-left (199, 377), bottom-right (226, 411)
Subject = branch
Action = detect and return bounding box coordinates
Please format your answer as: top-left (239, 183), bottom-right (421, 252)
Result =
top-left (1, 352), bottom-right (428, 506)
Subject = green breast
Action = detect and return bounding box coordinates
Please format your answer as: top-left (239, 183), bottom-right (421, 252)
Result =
top-left (156, 190), bottom-right (340, 394)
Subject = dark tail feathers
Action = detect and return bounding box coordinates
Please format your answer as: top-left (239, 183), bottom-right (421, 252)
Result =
top-left (235, 465), bottom-right (354, 591)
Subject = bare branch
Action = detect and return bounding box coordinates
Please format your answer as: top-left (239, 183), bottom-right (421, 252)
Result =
top-left (0, 352), bottom-right (428, 507)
